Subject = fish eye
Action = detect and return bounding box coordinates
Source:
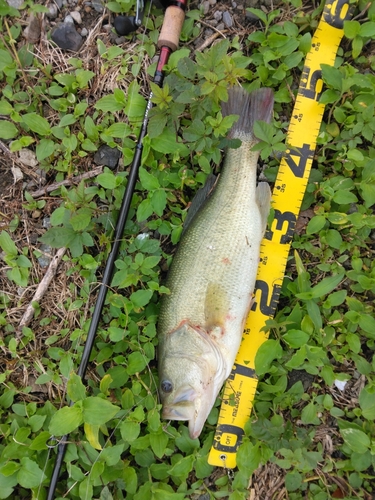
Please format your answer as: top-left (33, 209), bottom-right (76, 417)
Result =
top-left (161, 380), bottom-right (173, 393)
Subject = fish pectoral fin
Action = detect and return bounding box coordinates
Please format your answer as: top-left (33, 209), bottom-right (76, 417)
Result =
top-left (256, 181), bottom-right (272, 234)
top-left (204, 282), bottom-right (229, 331)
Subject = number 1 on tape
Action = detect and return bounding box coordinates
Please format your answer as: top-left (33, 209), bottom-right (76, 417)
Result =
top-left (208, 0), bottom-right (357, 468)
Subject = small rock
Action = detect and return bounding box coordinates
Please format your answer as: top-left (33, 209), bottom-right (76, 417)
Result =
top-left (38, 244), bottom-right (52, 268)
top-left (202, 0), bottom-right (210, 15)
top-left (70, 10), bottom-right (82, 24)
top-left (32, 209), bottom-right (41, 219)
top-left (334, 379), bottom-right (348, 391)
top-left (11, 166), bottom-right (23, 183)
top-left (208, 0), bottom-right (216, 4)
top-left (64, 14), bottom-right (74, 23)
top-left (115, 36), bottom-right (126, 45)
top-left (232, 1), bottom-right (237, 7)
top-left (216, 22), bottom-right (225, 31)
top-left (6, 0), bottom-right (24, 8)
top-left (43, 217), bottom-right (51, 229)
top-left (245, 10), bottom-right (262, 23)
top-left (19, 148), bottom-right (38, 167)
top-left (84, 5), bottom-right (91, 13)
top-left (93, 145), bottom-right (121, 169)
top-left (80, 27), bottom-right (88, 36)
top-left (91, 0), bottom-right (104, 12)
top-left (222, 11), bottom-right (233, 28)
top-left (46, 3), bottom-right (58, 19)
top-left (51, 22), bottom-right (83, 51)
top-left (55, 0), bottom-right (63, 7)
top-left (24, 14), bottom-right (41, 43)
top-left (213, 10), bottom-right (222, 21)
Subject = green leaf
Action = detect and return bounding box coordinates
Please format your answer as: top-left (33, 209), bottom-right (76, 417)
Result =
top-left (22, 113), bottom-right (51, 136)
top-left (95, 94), bottom-right (124, 112)
top-left (359, 314), bottom-right (375, 336)
top-left (254, 339), bottom-right (283, 376)
top-left (120, 421), bottom-right (141, 443)
top-left (359, 386), bottom-right (375, 420)
top-left (67, 373), bottom-right (87, 402)
top-left (127, 351), bottom-right (147, 375)
top-left (253, 120), bottom-right (273, 143)
top-left (82, 397), bottom-right (120, 425)
top-left (137, 198), bottom-right (153, 222)
top-left (49, 404), bottom-right (83, 435)
top-left (168, 454), bottom-right (195, 479)
top-left (139, 167), bottom-right (160, 190)
top-left (341, 428), bottom-right (370, 454)
top-left (17, 457), bottom-right (46, 489)
top-left (150, 431), bottom-right (169, 458)
top-left (343, 20), bottom-right (361, 39)
top-left (101, 444), bottom-right (124, 466)
top-left (70, 208), bottom-right (92, 232)
top-left (36, 138), bottom-right (55, 161)
top-left (283, 329), bottom-right (310, 348)
top-left (0, 120), bottom-right (18, 139)
top-left (0, 230), bottom-right (17, 255)
top-left (130, 288), bottom-right (153, 308)
top-left (151, 189), bottom-right (167, 216)
top-left (359, 22), bottom-right (375, 38)
top-left (285, 471), bottom-right (302, 492)
top-left (310, 273), bottom-right (344, 299)
top-left (306, 215), bottom-right (326, 234)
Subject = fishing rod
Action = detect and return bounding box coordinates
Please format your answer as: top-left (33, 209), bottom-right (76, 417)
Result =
top-left (46, 1), bottom-right (188, 497)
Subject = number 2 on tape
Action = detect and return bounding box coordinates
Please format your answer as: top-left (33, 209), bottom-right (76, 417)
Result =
top-left (208, 0), bottom-right (357, 469)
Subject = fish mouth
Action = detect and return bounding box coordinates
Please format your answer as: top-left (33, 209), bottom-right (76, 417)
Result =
top-left (161, 381), bottom-right (220, 440)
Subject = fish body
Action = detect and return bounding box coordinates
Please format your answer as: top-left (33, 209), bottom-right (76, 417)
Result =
top-left (158, 87), bottom-right (274, 439)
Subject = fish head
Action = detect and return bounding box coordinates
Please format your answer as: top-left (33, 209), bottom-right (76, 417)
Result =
top-left (158, 321), bottom-right (227, 439)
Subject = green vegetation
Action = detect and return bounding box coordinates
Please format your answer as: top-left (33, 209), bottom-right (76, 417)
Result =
top-left (1, 0), bottom-right (375, 498)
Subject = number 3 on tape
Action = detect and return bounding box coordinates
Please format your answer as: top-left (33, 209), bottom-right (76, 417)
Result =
top-left (208, 0), bottom-right (357, 469)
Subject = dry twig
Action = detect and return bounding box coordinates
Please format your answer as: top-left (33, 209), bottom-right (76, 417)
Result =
top-left (17, 247), bottom-right (66, 335)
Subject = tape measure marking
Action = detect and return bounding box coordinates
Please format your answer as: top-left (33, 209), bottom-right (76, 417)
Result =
top-left (208, 0), bottom-right (356, 468)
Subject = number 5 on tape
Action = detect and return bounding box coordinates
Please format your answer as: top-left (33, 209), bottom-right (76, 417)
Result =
top-left (208, 0), bottom-right (357, 469)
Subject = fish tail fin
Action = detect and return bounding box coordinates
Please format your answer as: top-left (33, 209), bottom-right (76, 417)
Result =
top-left (222, 87), bottom-right (274, 141)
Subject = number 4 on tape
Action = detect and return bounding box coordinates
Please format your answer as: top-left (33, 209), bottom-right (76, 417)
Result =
top-left (208, 0), bottom-right (357, 469)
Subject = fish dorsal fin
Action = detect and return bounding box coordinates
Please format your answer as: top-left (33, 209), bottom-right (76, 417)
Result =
top-left (256, 181), bottom-right (272, 234)
top-left (204, 282), bottom-right (229, 332)
top-left (182, 174), bottom-right (218, 234)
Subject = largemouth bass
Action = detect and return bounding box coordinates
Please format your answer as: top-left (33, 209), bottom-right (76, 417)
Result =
top-left (158, 87), bottom-right (274, 439)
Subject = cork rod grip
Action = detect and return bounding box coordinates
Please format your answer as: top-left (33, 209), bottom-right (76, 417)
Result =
top-left (157, 5), bottom-right (185, 52)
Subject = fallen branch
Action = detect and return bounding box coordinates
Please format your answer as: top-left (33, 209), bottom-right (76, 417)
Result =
top-left (17, 247), bottom-right (66, 336)
top-left (30, 166), bottom-right (103, 198)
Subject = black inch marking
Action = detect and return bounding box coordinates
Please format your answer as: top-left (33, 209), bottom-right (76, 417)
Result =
top-left (265, 209), bottom-right (297, 244)
top-left (228, 363), bottom-right (257, 380)
top-left (251, 280), bottom-right (281, 316)
top-left (300, 67), bottom-right (323, 101)
top-left (324, 0), bottom-right (355, 29)
top-left (284, 143), bottom-right (314, 179)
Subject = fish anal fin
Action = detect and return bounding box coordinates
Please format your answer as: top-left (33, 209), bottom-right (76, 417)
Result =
top-left (256, 182), bottom-right (272, 234)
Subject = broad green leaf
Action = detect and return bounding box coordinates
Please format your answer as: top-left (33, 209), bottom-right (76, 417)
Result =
top-left (120, 421), bottom-right (141, 443)
top-left (84, 422), bottom-right (102, 450)
top-left (126, 351), bottom-right (147, 375)
top-left (168, 454), bottom-right (195, 479)
top-left (283, 329), bottom-right (309, 348)
top-left (285, 471), bottom-right (302, 492)
top-left (341, 428), bottom-right (370, 454)
top-left (254, 339), bottom-right (283, 376)
top-left (0, 120), bottom-right (18, 139)
top-left (137, 198), bottom-right (153, 222)
top-left (96, 171), bottom-right (117, 189)
top-left (17, 457), bottom-right (46, 489)
top-left (139, 167), bottom-right (160, 190)
top-left (309, 273), bottom-right (344, 299)
top-left (67, 373), bottom-right (87, 402)
top-left (359, 386), bottom-right (375, 420)
top-left (70, 208), bottom-right (92, 232)
top-left (130, 288), bottom-right (153, 308)
top-left (101, 444), bottom-right (124, 466)
top-left (306, 215), bottom-right (326, 234)
top-left (151, 189), bottom-right (167, 216)
top-left (0, 230), bottom-right (17, 255)
top-left (82, 396), bottom-right (120, 425)
top-left (95, 94), bottom-right (124, 112)
top-left (22, 113), bottom-right (51, 136)
top-left (343, 20), bottom-right (361, 39)
top-left (36, 138), bottom-right (55, 161)
top-left (237, 440), bottom-right (262, 476)
top-left (49, 404), bottom-right (83, 435)
top-left (123, 467), bottom-right (138, 494)
top-left (150, 431), bottom-right (169, 458)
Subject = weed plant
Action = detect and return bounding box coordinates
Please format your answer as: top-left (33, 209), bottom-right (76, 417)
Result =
top-left (0, 0), bottom-right (375, 498)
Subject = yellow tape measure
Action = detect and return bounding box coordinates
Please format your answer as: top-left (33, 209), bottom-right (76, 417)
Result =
top-left (208, 0), bottom-right (356, 468)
